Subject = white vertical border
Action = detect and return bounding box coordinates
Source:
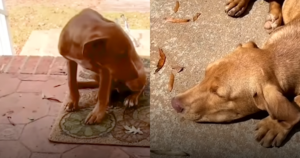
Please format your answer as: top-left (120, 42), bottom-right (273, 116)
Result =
top-left (0, 0), bottom-right (14, 55)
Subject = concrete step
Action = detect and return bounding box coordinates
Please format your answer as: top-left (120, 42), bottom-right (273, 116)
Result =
top-left (20, 29), bottom-right (150, 57)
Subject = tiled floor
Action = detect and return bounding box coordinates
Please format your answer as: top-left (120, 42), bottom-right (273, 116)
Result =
top-left (0, 56), bottom-right (150, 158)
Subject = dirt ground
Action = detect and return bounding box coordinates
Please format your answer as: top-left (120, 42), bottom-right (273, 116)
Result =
top-left (4, 0), bottom-right (150, 54)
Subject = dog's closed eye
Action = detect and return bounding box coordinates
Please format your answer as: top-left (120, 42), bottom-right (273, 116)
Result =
top-left (210, 86), bottom-right (226, 98)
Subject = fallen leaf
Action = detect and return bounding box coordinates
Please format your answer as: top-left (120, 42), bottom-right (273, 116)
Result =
top-left (174, 1), bottom-right (180, 13)
top-left (151, 150), bottom-right (190, 156)
top-left (2, 113), bottom-right (6, 116)
top-left (172, 66), bottom-right (184, 73)
top-left (154, 48), bottom-right (166, 74)
top-left (54, 84), bottom-right (61, 87)
top-left (42, 95), bottom-right (62, 103)
top-left (28, 118), bottom-right (34, 122)
top-left (123, 125), bottom-right (143, 135)
top-left (54, 82), bottom-right (66, 88)
top-left (164, 17), bottom-right (190, 23)
top-left (7, 116), bottom-right (15, 126)
top-left (169, 72), bottom-right (175, 92)
top-left (193, 13), bottom-right (201, 22)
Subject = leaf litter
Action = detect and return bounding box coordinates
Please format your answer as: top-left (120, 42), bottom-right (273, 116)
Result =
top-left (173, 1), bottom-right (180, 13)
top-left (172, 66), bottom-right (184, 73)
top-left (42, 94), bottom-right (62, 103)
top-left (164, 17), bottom-right (190, 23)
top-left (169, 72), bottom-right (175, 92)
top-left (192, 13), bottom-right (201, 22)
top-left (154, 48), bottom-right (166, 74)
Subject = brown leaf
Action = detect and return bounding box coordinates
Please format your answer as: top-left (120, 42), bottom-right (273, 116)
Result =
top-left (193, 13), bottom-right (201, 22)
top-left (172, 66), bottom-right (184, 73)
top-left (169, 72), bottom-right (175, 92)
top-left (154, 48), bottom-right (166, 74)
top-left (54, 82), bottom-right (66, 88)
top-left (164, 17), bottom-right (190, 23)
top-left (42, 95), bottom-right (62, 103)
top-left (174, 1), bottom-right (180, 13)
top-left (7, 116), bottom-right (15, 126)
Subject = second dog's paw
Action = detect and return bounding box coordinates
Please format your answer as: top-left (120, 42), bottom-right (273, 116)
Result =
top-left (255, 116), bottom-right (290, 148)
top-left (264, 13), bottom-right (283, 33)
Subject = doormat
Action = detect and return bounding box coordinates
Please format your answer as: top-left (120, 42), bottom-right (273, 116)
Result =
top-left (48, 58), bottom-right (150, 147)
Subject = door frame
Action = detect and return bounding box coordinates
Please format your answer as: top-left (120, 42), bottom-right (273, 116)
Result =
top-left (0, 0), bottom-right (14, 55)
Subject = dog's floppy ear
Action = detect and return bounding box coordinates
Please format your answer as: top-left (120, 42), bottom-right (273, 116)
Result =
top-left (82, 37), bottom-right (109, 59)
top-left (253, 84), bottom-right (300, 122)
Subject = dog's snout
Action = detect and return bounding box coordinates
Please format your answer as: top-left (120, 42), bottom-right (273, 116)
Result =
top-left (171, 97), bottom-right (184, 113)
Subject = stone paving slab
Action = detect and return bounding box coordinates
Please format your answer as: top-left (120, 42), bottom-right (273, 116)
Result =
top-left (20, 29), bottom-right (150, 57)
top-left (150, 0), bottom-right (300, 158)
top-left (0, 61), bottom-right (150, 157)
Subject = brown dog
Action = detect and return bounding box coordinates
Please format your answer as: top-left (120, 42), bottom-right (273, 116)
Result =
top-left (58, 8), bottom-right (147, 125)
top-left (225, 0), bottom-right (284, 32)
top-left (172, 0), bottom-right (300, 148)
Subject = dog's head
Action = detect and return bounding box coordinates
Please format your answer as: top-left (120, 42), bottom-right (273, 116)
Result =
top-left (82, 24), bottom-right (139, 81)
top-left (171, 42), bottom-right (266, 123)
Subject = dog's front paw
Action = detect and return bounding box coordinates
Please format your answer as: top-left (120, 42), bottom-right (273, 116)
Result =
top-left (225, 0), bottom-right (250, 17)
top-left (85, 106), bottom-right (106, 125)
top-left (264, 13), bottom-right (282, 33)
top-left (64, 97), bottom-right (79, 112)
top-left (255, 116), bottom-right (290, 147)
top-left (124, 92), bottom-right (141, 107)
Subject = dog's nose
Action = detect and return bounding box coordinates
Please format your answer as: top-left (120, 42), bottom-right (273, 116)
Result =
top-left (171, 97), bottom-right (184, 113)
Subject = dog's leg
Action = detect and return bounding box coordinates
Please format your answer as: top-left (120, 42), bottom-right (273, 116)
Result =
top-left (253, 84), bottom-right (300, 147)
top-left (65, 60), bottom-right (80, 112)
top-left (124, 73), bottom-right (147, 107)
top-left (264, 0), bottom-right (283, 33)
top-left (225, 0), bottom-right (251, 17)
top-left (85, 68), bottom-right (112, 124)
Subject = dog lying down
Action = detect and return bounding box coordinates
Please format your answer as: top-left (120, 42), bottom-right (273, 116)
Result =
top-left (171, 0), bottom-right (300, 148)
top-left (58, 8), bottom-right (147, 125)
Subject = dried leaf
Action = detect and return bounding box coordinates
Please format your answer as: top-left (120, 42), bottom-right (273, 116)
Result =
top-left (123, 125), bottom-right (143, 135)
top-left (193, 13), bottom-right (201, 22)
top-left (7, 116), bottom-right (15, 126)
top-left (154, 48), bottom-right (166, 74)
top-left (164, 17), bottom-right (190, 23)
top-left (42, 95), bottom-right (62, 103)
top-left (54, 84), bottom-right (61, 87)
top-left (151, 150), bottom-right (190, 156)
top-left (54, 82), bottom-right (66, 87)
top-left (174, 1), bottom-right (180, 13)
top-left (172, 66), bottom-right (184, 73)
top-left (169, 72), bottom-right (175, 92)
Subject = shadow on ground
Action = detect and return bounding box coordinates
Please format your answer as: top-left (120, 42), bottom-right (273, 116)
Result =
top-left (150, 0), bottom-right (300, 158)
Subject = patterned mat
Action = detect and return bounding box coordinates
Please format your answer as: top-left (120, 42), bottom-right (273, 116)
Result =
top-left (48, 58), bottom-right (150, 147)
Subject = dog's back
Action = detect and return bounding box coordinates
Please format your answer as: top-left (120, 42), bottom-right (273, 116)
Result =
top-left (263, 0), bottom-right (300, 93)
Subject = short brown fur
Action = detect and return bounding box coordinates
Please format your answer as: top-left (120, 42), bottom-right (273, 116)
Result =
top-left (59, 8), bottom-right (147, 125)
top-left (172, 0), bottom-right (300, 147)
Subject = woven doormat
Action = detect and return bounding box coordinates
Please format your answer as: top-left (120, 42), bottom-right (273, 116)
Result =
top-left (48, 58), bottom-right (150, 147)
